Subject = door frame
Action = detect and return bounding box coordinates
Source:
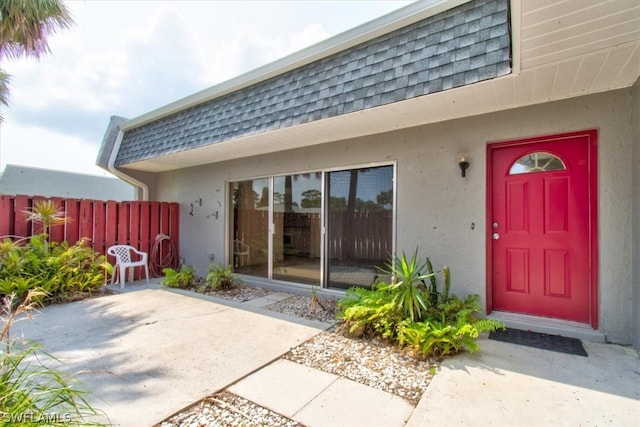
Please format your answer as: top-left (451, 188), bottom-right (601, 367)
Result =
top-left (485, 129), bottom-right (599, 328)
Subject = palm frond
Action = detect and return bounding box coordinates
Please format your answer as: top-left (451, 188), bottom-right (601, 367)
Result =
top-left (0, 0), bottom-right (74, 60)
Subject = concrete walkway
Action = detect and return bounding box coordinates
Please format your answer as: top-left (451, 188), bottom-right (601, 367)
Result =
top-left (11, 287), bottom-right (326, 426)
top-left (406, 338), bottom-right (640, 427)
top-left (10, 284), bottom-right (640, 427)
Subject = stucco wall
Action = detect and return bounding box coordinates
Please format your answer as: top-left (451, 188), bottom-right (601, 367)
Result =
top-left (632, 77), bottom-right (640, 351)
top-left (156, 88), bottom-right (635, 344)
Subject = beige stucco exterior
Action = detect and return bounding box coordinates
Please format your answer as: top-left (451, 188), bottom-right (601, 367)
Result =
top-left (152, 87), bottom-right (636, 345)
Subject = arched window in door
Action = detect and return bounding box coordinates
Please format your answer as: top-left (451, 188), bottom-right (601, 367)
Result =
top-left (509, 152), bottom-right (566, 175)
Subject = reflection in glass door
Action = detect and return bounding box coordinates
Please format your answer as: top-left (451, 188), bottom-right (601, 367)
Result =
top-left (326, 165), bottom-right (394, 289)
top-left (272, 174), bottom-right (322, 284)
top-left (230, 179), bottom-right (270, 277)
top-left (230, 164), bottom-right (394, 289)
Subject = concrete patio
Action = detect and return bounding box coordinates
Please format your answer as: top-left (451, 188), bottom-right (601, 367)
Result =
top-left (9, 283), bottom-right (640, 426)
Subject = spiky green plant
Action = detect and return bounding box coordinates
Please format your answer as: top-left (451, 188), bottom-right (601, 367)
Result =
top-left (376, 249), bottom-right (433, 322)
top-left (23, 200), bottom-right (70, 239)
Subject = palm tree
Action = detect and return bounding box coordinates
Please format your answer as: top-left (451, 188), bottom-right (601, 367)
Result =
top-left (0, 70), bottom-right (9, 113)
top-left (0, 0), bottom-right (74, 122)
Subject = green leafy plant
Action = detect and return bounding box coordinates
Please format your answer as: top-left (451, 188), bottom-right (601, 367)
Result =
top-left (337, 286), bottom-right (401, 338)
top-left (0, 236), bottom-right (110, 304)
top-left (1, 291), bottom-right (106, 425)
top-left (205, 263), bottom-right (237, 290)
top-left (425, 258), bottom-right (451, 305)
top-left (397, 295), bottom-right (504, 357)
top-left (337, 250), bottom-right (504, 358)
top-left (161, 265), bottom-right (195, 289)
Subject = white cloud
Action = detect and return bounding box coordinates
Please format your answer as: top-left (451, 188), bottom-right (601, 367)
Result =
top-left (0, 123), bottom-right (114, 176)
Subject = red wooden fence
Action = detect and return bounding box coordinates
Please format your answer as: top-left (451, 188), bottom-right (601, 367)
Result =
top-left (0, 195), bottom-right (180, 280)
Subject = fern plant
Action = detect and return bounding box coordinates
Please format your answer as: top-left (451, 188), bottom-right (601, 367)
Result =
top-left (162, 265), bottom-right (195, 289)
top-left (205, 263), bottom-right (237, 290)
top-left (397, 299), bottom-right (505, 358)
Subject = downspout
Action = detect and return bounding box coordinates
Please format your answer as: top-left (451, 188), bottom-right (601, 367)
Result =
top-left (107, 129), bottom-right (149, 201)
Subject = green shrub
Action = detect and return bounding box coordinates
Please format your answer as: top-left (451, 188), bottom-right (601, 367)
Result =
top-left (0, 235), bottom-right (110, 304)
top-left (337, 250), bottom-right (504, 358)
top-left (161, 265), bottom-right (195, 289)
top-left (337, 286), bottom-right (400, 338)
top-left (205, 263), bottom-right (237, 290)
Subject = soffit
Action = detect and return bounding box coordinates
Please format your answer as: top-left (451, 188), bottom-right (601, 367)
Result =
top-left (122, 0), bottom-right (640, 173)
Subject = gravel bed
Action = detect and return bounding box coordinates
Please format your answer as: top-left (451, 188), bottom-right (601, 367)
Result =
top-left (206, 285), bottom-right (272, 302)
top-left (284, 328), bottom-right (437, 404)
top-left (159, 391), bottom-right (302, 427)
top-left (265, 295), bottom-right (338, 324)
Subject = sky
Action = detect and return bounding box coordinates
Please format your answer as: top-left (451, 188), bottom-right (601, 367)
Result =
top-left (0, 0), bottom-right (414, 177)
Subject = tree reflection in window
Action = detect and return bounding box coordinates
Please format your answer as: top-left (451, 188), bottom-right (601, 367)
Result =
top-left (509, 152), bottom-right (566, 174)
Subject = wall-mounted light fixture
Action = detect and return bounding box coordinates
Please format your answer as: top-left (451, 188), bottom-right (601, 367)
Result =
top-left (458, 155), bottom-right (470, 178)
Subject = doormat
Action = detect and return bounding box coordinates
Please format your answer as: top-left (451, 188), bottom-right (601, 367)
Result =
top-left (489, 328), bottom-right (588, 357)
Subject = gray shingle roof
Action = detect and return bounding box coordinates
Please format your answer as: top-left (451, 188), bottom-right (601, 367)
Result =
top-left (116, 0), bottom-right (510, 166)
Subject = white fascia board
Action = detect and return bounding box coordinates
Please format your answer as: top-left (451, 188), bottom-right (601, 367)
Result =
top-left (121, 0), bottom-right (470, 131)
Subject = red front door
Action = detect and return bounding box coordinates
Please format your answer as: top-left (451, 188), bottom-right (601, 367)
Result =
top-left (487, 130), bottom-right (598, 327)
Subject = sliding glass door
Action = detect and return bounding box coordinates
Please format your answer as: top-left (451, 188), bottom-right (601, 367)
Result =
top-left (230, 179), bottom-right (269, 277)
top-left (326, 165), bottom-right (394, 289)
top-left (272, 174), bottom-right (322, 284)
top-left (229, 164), bottom-right (393, 288)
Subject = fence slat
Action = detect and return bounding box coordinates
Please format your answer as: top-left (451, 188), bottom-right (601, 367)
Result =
top-left (14, 195), bottom-right (30, 237)
top-left (130, 202), bottom-right (141, 250)
top-left (149, 202), bottom-right (161, 267)
top-left (139, 202), bottom-right (151, 258)
top-left (117, 202), bottom-right (130, 244)
top-left (94, 201), bottom-right (106, 253)
top-left (79, 200), bottom-right (93, 241)
top-left (169, 202), bottom-right (179, 262)
top-left (50, 197), bottom-right (65, 243)
top-left (0, 195), bottom-right (11, 236)
top-left (106, 200), bottom-right (118, 252)
top-left (65, 199), bottom-right (80, 244)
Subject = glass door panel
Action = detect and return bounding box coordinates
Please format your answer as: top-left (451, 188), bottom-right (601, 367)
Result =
top-left (272, 173), bottom-right (322, 284)
top-left (230, 179), bottom-right (270, 277)
top-left (326, 165), bottom-right (393, 289)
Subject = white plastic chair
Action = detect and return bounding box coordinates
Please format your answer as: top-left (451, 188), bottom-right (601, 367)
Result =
top-left (233, 239), bottom-right (250, 267)
top-left (107, 245), bottom-right (149, 288)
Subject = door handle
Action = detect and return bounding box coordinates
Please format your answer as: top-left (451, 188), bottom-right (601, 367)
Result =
top-left (492, 232), bottom-right (500, 240)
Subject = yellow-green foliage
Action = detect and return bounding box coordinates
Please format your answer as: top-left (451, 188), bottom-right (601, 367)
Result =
top-left (0, 235), bottom-right (109, 304)
top-left (205, 263), bottom-right (237, 290)
top-left (161, 265), bottom-right (195, 289)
